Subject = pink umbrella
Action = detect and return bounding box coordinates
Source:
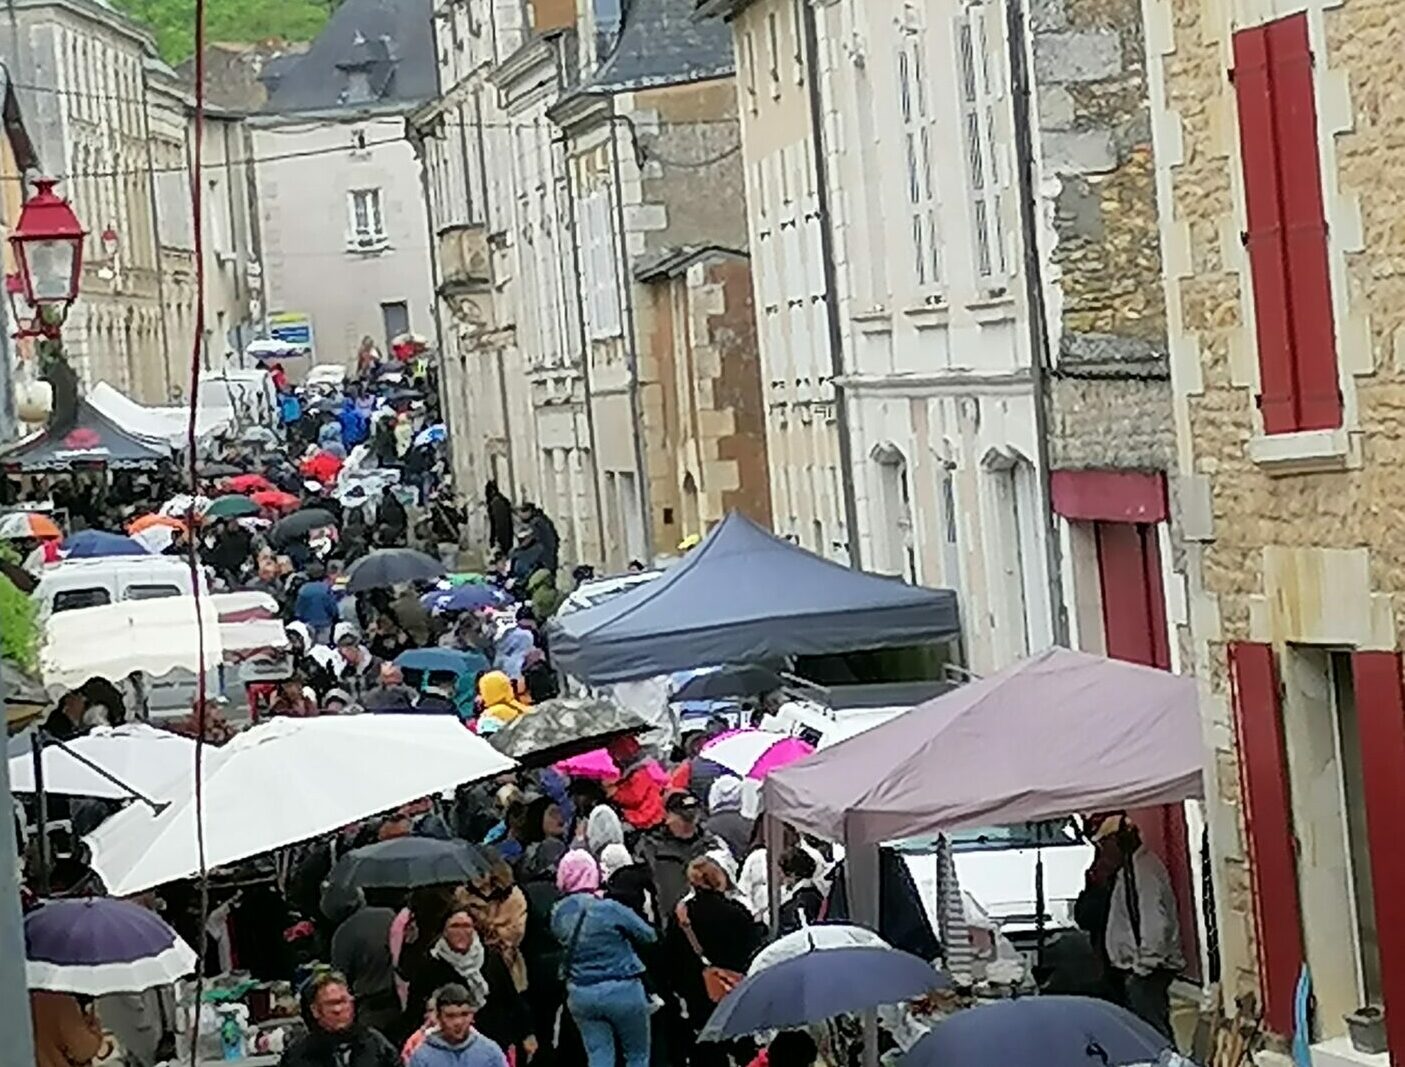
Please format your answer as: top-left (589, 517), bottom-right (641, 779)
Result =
top-left (555, 749), bottom-right (668, 784)
top-left (700, 729), bottom-right (814, 780)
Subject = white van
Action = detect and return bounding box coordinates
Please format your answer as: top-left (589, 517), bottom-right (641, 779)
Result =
top-left (33, 557), bottom-right (206, 622)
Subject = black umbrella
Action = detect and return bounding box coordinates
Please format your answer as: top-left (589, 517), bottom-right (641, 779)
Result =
top-left (269, 508), bottom-right (337, 545)
top-left (198, 460), bottom-right (243, 478)
top-left (345, 548), bottom-right (445, 592)
top-left (671, 665), bottom-right (786, 703)
top-left (328, 837), bottom-right (493, 891)
top-left (488, 696), bottom-right (650, 768)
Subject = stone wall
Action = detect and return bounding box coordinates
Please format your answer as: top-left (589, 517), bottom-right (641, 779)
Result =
top-left (1032, 0), bottom-right (1174, 473)
top-left (1151, 0), bottom-right (1405, 1015)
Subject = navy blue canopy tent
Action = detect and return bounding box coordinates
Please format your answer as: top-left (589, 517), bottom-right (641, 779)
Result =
top-left (547, 512), bottom-right (961, 685)
top-left (0, 399), bottom-right (170, 472)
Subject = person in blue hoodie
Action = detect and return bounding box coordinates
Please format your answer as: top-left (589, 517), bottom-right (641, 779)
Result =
top-left (407, 983), bottom-right (508, 1067)
top-left (293, 561), bottom-right (341, 644)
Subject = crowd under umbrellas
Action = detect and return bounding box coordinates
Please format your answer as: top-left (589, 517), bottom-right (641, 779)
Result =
top-left (2, 361), bottom-right (1209, 1067)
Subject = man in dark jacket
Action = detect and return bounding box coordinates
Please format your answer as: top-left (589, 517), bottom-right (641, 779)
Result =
top-left (278, 972), bottom-right (399, 1067)
top-left (327, 892), bottom-right (401, 1038)
top-left (516, 502), bottom-right (559, 572)
top-left (378, 487), bottom-right (408, 544)
top-left (635, 792), bottom-right (726, 922)
top-left (485, 481), bottom-right (513, 559)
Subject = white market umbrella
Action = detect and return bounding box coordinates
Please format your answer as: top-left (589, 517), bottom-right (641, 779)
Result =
top-left (85, 715), bottom-right (516, 897)
top-left (9, 724), bottom-right (194, 802)
top-left (40, 598), bottom-right (225, 694)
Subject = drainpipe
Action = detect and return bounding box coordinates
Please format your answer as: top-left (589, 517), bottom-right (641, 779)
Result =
top-left (410, 120), bottom-right (458, 492)
top-left (140, 85), bottom-right (173, 396)
top-left (607, 111), bottom-right (654, 560)
top-left (800, 0), bottom-right (861, 568)
top-left (1005, 0), bottom-right (1070, 646)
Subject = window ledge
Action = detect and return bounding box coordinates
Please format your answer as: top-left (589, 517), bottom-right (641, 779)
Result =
top-left (904, 301), bottom-right (951, 328)
top-left (852, 308), bottom-right (892, 334)
top-left (968, 293), bottom-right (1016, 324)
top-left (1247, 427), bottom-right (1359, 475)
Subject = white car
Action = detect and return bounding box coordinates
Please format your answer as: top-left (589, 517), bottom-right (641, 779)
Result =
top-left (557, 570), bottom-right (663, 616)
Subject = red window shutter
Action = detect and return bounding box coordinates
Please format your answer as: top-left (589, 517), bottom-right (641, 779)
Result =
top-left (1350, 652), bottom-right (1405, 1067)
top-left (1267, 15), bottom-right (1341, 431)
top-left (1227, 642), bottom-right (1304, 1036)
top-left (1231, 15), bottom-right (1342, 434)
top-left (1233, 26), bottom-right (1296, 435)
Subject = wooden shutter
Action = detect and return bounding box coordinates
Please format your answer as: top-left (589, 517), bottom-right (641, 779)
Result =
top-left (1227, 641), bottom-right (1304, 1036)
top-left (1232, 15), bottom-right (1342, 434)
top-left (1350, 652), bottom-right (1405, 1067)
top-left (1267, 14), bottom-right (1340, 431)
top-left (1233, 25), bottom-right (1297, 434)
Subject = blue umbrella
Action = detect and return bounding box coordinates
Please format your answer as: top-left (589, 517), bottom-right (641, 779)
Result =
top-left (414, 423), bottom-right (447, 448)
top-left (395, 648), bottom-right (488, 676)
top-left (62, 530), bottom-right (149, 558)
top-left (24, 897), bottom-right (197, 995)
top-left (902, 996), bottom-right (1171, 1067)
top-left (699, 945), bottom-right (949, 1041)
top-left (421, 583), bottom-right (513, 614)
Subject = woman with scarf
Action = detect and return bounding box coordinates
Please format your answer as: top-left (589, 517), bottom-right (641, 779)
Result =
top-left (460, 862), bottom-right (531, 996)
top-left (404, 909), bottom-right (534, 1064)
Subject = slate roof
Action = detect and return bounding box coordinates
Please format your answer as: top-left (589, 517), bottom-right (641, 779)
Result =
top-left (261, 0), bottom-right (437, 116)
top-left (587, 0), bottom-right (735, 94)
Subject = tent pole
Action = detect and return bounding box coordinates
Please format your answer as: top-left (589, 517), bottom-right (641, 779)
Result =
top-left (31, 733), bottom-right (49, 896)
top-left (1035, 845), bottom-right (1046, 973)
top-left (765, 814), bottom-right (783, 935)
top-left (846, 837), bottom-right (881, 1067)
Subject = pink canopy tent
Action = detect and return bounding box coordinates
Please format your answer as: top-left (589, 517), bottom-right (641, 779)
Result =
top-left (762, 647), bottom-right (1204, 846)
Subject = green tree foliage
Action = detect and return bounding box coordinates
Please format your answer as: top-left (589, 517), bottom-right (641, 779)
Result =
top-left (0, 543), bottom-right (38, 672)
top-left (111, 0), bottom-right (335, 64)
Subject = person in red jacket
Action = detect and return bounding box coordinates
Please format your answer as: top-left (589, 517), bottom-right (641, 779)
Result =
top-left (604, 736), bottom-right (664, 833)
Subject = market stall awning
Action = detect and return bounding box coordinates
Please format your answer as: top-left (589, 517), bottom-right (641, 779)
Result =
top-left (762, 647), bottom-right (1204, 844)
top-left (0, 398), bottom-right (172, 471)
top-left (88, 381), bottom-right (230, 449)
top-left (85, 715), bottom-right (516, 896)
top-left (548, 511), bottom-right (960, 684)
top-left (40, 597), bottom-right (224, 692)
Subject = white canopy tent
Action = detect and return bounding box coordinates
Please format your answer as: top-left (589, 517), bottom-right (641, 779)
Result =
top-left (40, 597), bottom-right (225, 694)
top-left (88, 382), bottom-right (231, 449)
top-left (9, 724), bottom-right (194, 801)
top-left (84, 715), bottom-right (516, 896)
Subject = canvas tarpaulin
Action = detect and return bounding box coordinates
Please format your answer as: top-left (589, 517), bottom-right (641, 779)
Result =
top-left (0, 399), bottom-right (171, 472)
top-left (547, 511), bottom-right (960, 685)
top-left (762, 647), bottom-right (1204, 844)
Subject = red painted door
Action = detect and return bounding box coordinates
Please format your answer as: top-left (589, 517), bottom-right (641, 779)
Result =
top-left (1095, 521), bottom-right (1200, 980)
top-left (1351, 652), bottom-right (1405, 1067)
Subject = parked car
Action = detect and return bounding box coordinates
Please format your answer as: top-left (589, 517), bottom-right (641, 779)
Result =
top-left (32, 557), bottom-right (206, 622)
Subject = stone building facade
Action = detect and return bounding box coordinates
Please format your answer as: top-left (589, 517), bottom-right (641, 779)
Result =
top-left (636, 247), bottom-right (772, 541)
top-left (1149, 0), bottom-right (1405, 1054)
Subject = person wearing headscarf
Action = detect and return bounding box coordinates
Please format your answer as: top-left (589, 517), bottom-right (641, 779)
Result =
top-left (601, 844), bottom-right (656, 927)
top-left (403, 909), bottom-right (534, 1062)
top-left (705, 776), bottom-right (753, 863)
top-left (585, 805), bottom-right (625, 860)
top-left (493, 627), bottom-right (536, 681)
top-left (477, 671), bottom-right (529, 730)
top-left (551, 851), bottom-right (657, 1067)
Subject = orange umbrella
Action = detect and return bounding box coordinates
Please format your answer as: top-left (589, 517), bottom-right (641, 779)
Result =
top-left (127, 514), bottom-right (186, 535)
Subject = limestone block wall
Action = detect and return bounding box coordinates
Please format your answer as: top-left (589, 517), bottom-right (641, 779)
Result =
top-left (1148, 0), bottom-right (1405, 1010)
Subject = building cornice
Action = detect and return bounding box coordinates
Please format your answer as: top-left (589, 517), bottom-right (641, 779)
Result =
top-left (491, 30), bottom-right (567, 95)
top-left (545, 88), bottom-right (610, 135)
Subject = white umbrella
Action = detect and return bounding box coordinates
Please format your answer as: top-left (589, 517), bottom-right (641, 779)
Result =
top-left (85, 715), bottom-right (516, 897)
top-left (40, 598), bottom-right (225, 694)
top-left (748, 923), bottom-right (889, 975)
top-left (9, 724), bottom-right (194, 801)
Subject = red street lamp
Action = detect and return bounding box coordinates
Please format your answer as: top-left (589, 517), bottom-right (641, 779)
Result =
top-left (9, 177), bottom-right (86, 338)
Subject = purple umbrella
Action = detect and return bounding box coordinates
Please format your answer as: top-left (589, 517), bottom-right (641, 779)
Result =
top-left (62, 530), bottom-right (149, 559)
top-left (25, 897), bottom-right (197, 995)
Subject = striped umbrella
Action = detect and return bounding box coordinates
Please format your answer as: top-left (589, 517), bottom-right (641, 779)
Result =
top-left (25, 897), bottom-right (197, 995)
top-left (0, 511), bottom-right (61, 540)
top-left (699, 729), bottom-right (814, 780)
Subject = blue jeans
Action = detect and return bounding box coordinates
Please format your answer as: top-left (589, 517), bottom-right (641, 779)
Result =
top-left (567, 978), bottom-right (649, 1067)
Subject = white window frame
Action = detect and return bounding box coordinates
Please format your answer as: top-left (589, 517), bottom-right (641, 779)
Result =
top-left (348, 188), bottom-right (388, 252)
top-left (897, 26), bottom-right (942, 290)
top-left (956, 2), bottom-right (1008, 282)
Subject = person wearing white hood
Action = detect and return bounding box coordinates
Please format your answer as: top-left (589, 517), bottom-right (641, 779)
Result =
top-left (286, 621), bottom-right (337, 698)
top-left (705, 776), bottom-right (753, 863)
top-left (330, 621), bottom-right (381, 701)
